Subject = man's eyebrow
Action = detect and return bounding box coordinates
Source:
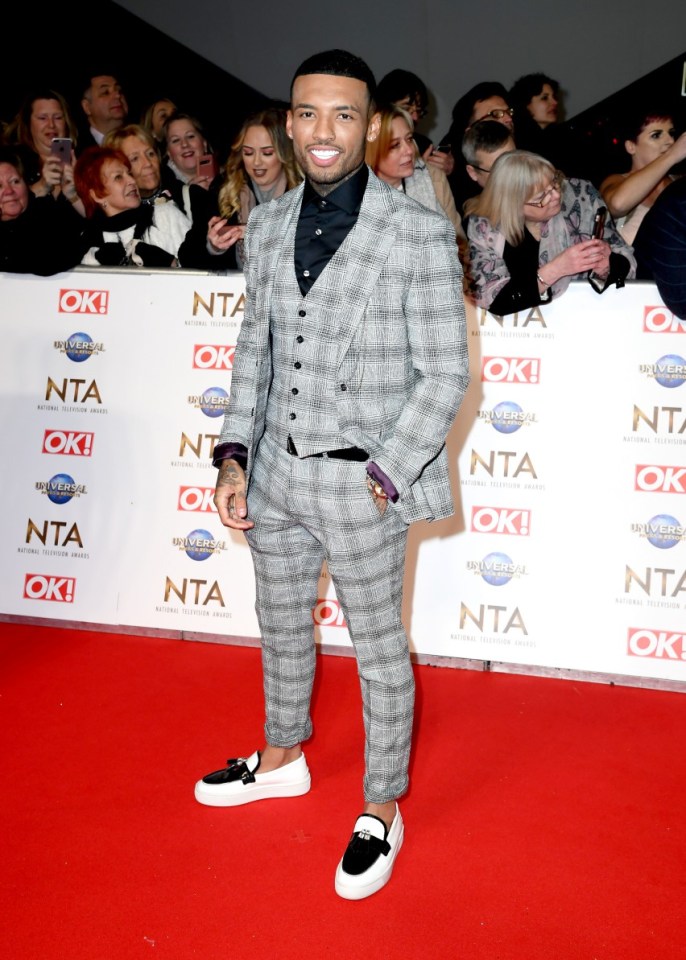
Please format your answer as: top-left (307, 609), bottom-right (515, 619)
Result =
top-left (293, 102), bottom-right (362, 114)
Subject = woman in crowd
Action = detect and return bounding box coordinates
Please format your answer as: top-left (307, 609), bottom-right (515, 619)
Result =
top-left (178, 106), bottom-right (301, 270)
top-left (162, 112), bottom-right (219, 192)
top-left (141, 97), bottom-right (177, 145)
top-left (6, 89), bottom-right (85, 215)
top-left (509, 74), bottom-right (559, 136)
top-left (508, 73), bottom-right (589, 177)
top-left (0, 147), bottom-right (83, 275)
top-left (376, 68), bottom-right (453, 175)
top-left (74, 145), bottom-right (191, 267)
top-left (600, 104), bottom-right (686, 244)
top-left (365, 104), bottom-right (465, 252)
top-left (466, 150), bottom-right (635, 315)
top-left (159, 110), bottom-right (220, 228)
top-left (104, 124), bottom-right (173, 206)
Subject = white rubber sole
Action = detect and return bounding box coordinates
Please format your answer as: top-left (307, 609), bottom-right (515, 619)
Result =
top-left (194, 754), bottom-right (311, 807)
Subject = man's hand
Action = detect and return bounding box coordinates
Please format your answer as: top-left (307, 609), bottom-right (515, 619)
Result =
top-left (366, 474), bottom-right (388, 516)
top-left (214, 458), bottom-right (254, 530)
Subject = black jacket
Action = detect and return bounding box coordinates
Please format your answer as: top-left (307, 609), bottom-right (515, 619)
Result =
top-left (0, 194), bottom-right (84, 276)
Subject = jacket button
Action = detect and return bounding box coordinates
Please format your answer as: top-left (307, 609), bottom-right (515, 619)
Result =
top-left (292, 388), bottom-right (298, 395)
top-left (289, 412), bottom-right (296, 420)
top-left (298, 310), bottom-right (306, 317)
top-left (340, 384), bottom-right (347, 391)
top-left (296, 335), bottom-right (304, 343)
top-left (294, 361), bottom-right (301, 369)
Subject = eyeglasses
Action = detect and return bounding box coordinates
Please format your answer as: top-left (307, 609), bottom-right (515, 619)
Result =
top-left (525, 173), bottom-right (564, 208)
top-left (471, 163), bottom-right (493, 175)
top-left (469, 107), bottom-right (514, 128)
top-left (396, 98), bottom-right (428, 119)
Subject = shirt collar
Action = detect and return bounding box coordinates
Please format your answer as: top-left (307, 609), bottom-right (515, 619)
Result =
top-left (301, 163), bottom-right (369, 213)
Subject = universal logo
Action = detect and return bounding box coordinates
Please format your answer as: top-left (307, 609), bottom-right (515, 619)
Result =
top-left (54, 332), bottom-right (105, 362)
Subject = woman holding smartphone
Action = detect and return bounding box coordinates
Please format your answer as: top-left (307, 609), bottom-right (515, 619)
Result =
top-left (466, 150), bottom-right (635, 315)
top-left (162, 112), bottom-right (218, 191)
top-left (0, 147), bottom-right (83, 275)
top-left (6, 89), bottom-right (85, 215)
top-left (178, 107), bottom-right (301, 271)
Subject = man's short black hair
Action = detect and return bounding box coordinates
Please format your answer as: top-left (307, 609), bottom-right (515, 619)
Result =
top-left (290, 49), bottom-right (376, 104)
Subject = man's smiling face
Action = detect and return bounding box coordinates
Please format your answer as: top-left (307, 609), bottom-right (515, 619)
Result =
top-left (287, 73), bottom-right (373, 192)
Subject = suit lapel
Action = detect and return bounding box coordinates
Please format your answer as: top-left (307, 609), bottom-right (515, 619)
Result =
top-left (254, 184), bottom-right (303, 314)
top-left (330, 172), bottom-right (402, 356)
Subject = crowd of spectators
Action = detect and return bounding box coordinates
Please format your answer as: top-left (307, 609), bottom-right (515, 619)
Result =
top-left (1, 65), bottom-right (684, 316)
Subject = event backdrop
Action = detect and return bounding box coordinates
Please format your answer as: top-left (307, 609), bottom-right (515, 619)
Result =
top-left (1, 269), bottom-right (684, 686)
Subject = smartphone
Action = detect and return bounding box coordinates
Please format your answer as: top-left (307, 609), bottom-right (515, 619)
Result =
top-left (592, 206), bottom-right (607, 239)
top-left (50, 138), bottom-right (72, 163)
top-left (197, 153), bottom-right (218, 180)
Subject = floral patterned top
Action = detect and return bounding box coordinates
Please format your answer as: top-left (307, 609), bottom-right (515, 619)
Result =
top-left (466, 177), bottom-right (636, 313)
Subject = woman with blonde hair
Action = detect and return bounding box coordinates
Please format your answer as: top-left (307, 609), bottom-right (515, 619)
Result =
top-left (179, 106), bottom-right (301, 270)
top-left (141, 98), bottom-right (177, 145)
top-left (466, 149), bottom-right (635, 314)
top-left (218, 107), bottom-right (301, 221)
top-left (104, 123), bottom-right (171, 206)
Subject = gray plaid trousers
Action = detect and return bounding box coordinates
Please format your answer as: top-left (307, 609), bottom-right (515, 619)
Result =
top-left (244, 431), bottom-right (414, 803)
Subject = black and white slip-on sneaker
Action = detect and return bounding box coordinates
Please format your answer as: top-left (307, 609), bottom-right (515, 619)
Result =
top-left (194, 751), bottom-right (311, 806)
top-left (334, 805), bottom-right (404, 900)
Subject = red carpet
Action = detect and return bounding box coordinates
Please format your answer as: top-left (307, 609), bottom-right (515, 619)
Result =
top-left (1, 620), bottom-right (685, 960)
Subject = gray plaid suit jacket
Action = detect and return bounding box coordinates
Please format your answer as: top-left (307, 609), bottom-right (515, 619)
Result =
top-left (218, 168), bottom-right (470, 525)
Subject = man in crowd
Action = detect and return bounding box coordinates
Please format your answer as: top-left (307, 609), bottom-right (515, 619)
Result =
top-left (195, 48), bottom-right (469, 900)
top-left (462, 119), bottom-right (516, 193)
top-left (79, 72), bottom-right (129, 150)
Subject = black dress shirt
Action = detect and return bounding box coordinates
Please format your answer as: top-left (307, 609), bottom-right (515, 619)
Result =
top-left (294, 164), bottom-right (368, 295)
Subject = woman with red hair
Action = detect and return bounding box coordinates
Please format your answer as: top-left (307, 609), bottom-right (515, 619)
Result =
top-left (74, 145), bottom-right (191, 266)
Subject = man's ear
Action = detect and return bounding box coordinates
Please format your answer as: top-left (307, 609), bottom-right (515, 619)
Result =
top-left (366, 112), bottom-right (381, 142)
top-left (81, 98), bottom-right (92, 121)
top-left (286, 111), bottom-right (293, 139)
top-left (466, 164), bottom-right (479, 183)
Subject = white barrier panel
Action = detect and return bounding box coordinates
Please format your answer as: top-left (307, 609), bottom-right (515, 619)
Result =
top-left (0, 270), bottom-right (684, 685)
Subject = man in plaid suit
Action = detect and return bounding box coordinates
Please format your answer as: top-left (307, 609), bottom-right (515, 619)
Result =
top-left (195, 49), bottom-right (470, 900)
